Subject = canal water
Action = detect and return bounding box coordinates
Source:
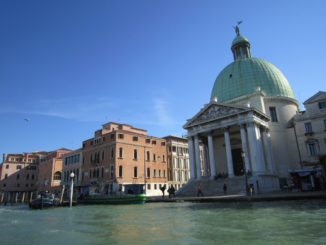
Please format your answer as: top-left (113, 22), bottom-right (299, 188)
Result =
top-left (0, 200), bottom-right (326, 245)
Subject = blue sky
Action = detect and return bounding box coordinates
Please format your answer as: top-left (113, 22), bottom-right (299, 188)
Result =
top-left (0, 0), bottom-right (325, 154)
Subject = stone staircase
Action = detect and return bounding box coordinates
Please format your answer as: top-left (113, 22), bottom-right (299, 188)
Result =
top-left (176, 176), bottom-right (248, 197)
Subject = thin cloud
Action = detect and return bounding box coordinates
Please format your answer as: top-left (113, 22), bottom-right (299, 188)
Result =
top-left (0, 96), bottom-right (117, 122)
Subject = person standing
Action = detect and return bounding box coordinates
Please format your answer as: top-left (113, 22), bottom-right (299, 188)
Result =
top-left (223, 183), bottom-right (227, 195)
top-left (197, 184), bottom-right (204, 197)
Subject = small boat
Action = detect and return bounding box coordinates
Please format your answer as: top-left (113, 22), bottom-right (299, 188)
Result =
top-left (29, 193), bottom-right (60, 209)
top-left (78, 193), bottom-right (146, 205)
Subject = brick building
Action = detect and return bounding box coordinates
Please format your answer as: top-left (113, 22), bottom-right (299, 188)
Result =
top-left (81, 122), bottom-right (168, 196)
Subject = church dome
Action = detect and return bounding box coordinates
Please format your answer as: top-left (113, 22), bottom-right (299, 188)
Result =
top-left (211, 58), bottom-right (296, 102)
top-left (211, 26), bottom-right (295, 103)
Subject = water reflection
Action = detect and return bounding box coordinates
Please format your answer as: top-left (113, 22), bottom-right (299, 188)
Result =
top-left (0, 200), bottom-right (325, 245)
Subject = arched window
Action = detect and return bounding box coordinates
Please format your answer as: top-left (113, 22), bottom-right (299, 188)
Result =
top-left (146, 151), bottom-right (150, 161)
top-left (53, 171), bottom-right (62, 180)
top-left (119, 165), bottom-right (123, 177)
top-left (134, 149), bottom-right (138, 160)
top-left (134, 167), bottom-right (138, 178)
top-left (119, 147), bottom-right (123, 158)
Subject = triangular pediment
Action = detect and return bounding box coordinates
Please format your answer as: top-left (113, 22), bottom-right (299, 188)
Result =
top-left (304, 91), bottom-right (326, 104)
top-left (184, 102), bottom-right (250, 129)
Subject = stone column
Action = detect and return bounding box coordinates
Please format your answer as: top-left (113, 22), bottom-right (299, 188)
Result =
top-left (247, 123), bottom-right (266, 173)
top-left (194, 135), bottom-right (201, 179)
top-left (224, 129), bottom-right (234, 177)
top-left (21, 192), bottom-right (25, 203)
top-left (262, 129), bottom-right (276, 174)
top-left (240, 125), bottom-right (251, 172)
top-left (208, 134), bottom-right (217, 179)
top-left (188, 137), bottom-right (196, 180)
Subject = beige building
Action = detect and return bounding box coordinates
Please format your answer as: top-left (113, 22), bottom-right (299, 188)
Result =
top-left (292, 91), bottom-right (326, 169)
top-left (164, 136), bottom-right (190, 191)
top-left (0, 152), bottom-right (47, 202)
top-left (37, 148), bottom-right (72, 192)
top-left (81, 122), bottom-right (168, 196)
top-left (61, 149), bottom-right (83, 188)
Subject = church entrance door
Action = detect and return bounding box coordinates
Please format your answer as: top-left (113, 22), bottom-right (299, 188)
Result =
top-left (231, 148), bottom-right (244, 176)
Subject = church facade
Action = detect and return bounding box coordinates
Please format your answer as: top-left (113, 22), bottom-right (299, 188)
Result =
top-left (184, 26), bottom-right (302, 192)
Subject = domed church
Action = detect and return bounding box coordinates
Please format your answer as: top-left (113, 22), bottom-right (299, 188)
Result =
top-left (183, 24), bottom-right (301, 193)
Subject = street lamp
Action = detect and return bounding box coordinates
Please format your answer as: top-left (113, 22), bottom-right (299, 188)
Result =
top-left (241, 151), bottom-right (249, 196)
top-left (69, 172), bottom-right (75, 208)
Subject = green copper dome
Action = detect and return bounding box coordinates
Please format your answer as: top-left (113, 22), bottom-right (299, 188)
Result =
top-left (211, 58), bottom-right (295, 102)
top-left (211, 27), bottom-right (295, 103)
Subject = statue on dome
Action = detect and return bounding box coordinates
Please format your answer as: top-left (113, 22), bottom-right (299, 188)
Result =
top-left (233, 21), bottom-right (243, 36)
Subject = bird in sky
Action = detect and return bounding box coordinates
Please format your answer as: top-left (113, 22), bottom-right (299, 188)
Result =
top-left (24, 118), bottom-right (30, 122)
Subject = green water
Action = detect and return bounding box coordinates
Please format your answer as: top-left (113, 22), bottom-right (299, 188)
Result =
top-left (0, 200), bottom-right (326, 245)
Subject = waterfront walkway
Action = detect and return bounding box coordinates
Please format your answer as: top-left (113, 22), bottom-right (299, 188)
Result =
top-left (147, 190), bottom-right (326, 203)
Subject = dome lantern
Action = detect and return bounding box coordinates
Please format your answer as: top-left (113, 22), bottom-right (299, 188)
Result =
top-left (231, 22), bottom-right (251, 60)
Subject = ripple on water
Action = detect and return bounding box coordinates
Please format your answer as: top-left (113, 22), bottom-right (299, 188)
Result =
top-left (0, 200), bottom-right (326, 245)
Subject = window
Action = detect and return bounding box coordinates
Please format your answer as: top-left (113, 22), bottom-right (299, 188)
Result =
top-left (26, 174), bottom-right (29, 180)
top-left (25, 184), bottom-right (28, 187)
top-left (146, 151), bottom-right (150, 161)
top-left (153, 154), bottom-right (156, 162)
top-left (77, 169), bottom-right (79, 182)
top-left (134, 149), bottom-right (138, 160)
top-left (102, 151), bottom-right (104, 161)
top-left (305, 122), bottom-right (313, 133)
top-left (3, 183), bottom-right (6, 187)
top-left (53, 171), bottom-right (61, 180)
top-left (324, 119), bottom-right (326, 130)
top-left (161, 142), bottom-right (165, 146)
top-left (172, 146), bottom-right (176, 152)
top-left (31, 174), bottom-right (34, 180)
top-left (16, 165), bottom-right (22, 170)
top-left (152, 140), bottom-right (156, 145)
top-left (118, 134), bottom-right (124, 139)
top-left (111, 148), bottom-right (114, 159)
top-left (147, 168), bottom-right (150, 178)
top-left (119, 165), bottom-right (123, 177)
top-left (110, 134), bottom-right (115, 139)
top-left (110, 165), bottom-right (114, 178)
top-left (163, 170), bottom-right (166, 178)
top-left (134, 167), bottom-right (138, 178)
top-left (162, 155), bottom-right (165, 162)
top-left (159, 170), bottom-right (161, 177)
top-left (17, 174), bottom-right (20, 180)
top-left (154, 169), bottom-right (156, 177)
top-left (146, 138), bottom-right (150, 144)
top-left (269, 107), bottom-right (278, 122)
top-left (318, 101), bottom-right (326, 110)
top-left (147, 184), bottom-right (151, 190)
top-left (119, 147), bottom-right (123, 158)
top-left (4, 174), bottom-right (8, 179)
top-left (101, 167), bottom-right (104, 178)
top-left (6, 165), bottom-right (9, 169)
top-left (133, 136), bottom-right (138, 142)
top-left (154, 184), bottom-right (157, 190)
top-left (308, 142), bottom-right (318, 156)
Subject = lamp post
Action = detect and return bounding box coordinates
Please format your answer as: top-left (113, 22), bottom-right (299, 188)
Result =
top-left (69, 172), bottom-right (75, 208)
top-left (241, 151), bottom-right (249, 196)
